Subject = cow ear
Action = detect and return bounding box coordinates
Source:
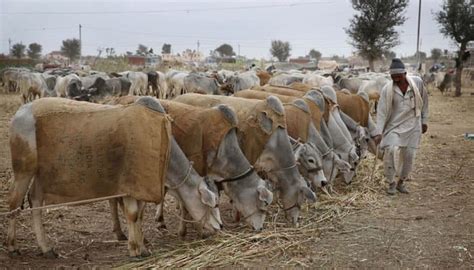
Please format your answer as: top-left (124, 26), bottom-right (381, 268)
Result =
top-left (300, 185), bottom-right (316, 203)
top-left (258, 111), bottom-right (273, 134)
top-left (198, 180), bottom-right (218, 208)
top-left (257, 185), bottom-right (273, 205)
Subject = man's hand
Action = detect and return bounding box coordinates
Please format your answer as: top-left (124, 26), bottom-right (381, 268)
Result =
top-left (372, 134), bottom-right (382, 145)
top-left (422, 124), bottom-right (428, 134)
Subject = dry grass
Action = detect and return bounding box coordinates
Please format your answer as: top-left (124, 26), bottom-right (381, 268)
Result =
top-left (116, 156), bottom-right (386, 269)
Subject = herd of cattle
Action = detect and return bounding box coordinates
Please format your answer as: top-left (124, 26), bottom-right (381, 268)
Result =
top-left (0, 65), bottom-right (448, 258)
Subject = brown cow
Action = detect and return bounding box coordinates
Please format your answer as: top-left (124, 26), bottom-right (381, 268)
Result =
top-left (7, 97), bottom-right (172, 258)
top-left (256, 70), bottom-right (272, 86)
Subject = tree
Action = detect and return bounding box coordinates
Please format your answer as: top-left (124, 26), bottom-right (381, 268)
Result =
top-left (435, 0), bottom-right (474, 97)
top-left (430, 48), bottom-right (442, 62)
top-left (415, 51), bottom-right (427, 61)
top-left (27, 43), bottom-right (42, 59)
top-left (309, 49), bottom-right (322, 61)
top-left (384, 50), bottom-right (397, 60)
top-left (61, 38), bottom-right (81, 62)
top-left (136, 44), bottom-right (148, 56)
top-left (270, 40), bottom-right (291, 62)
top-left (11, 43), bottom-right (26, 59)
top-left (105, 47), bottom-right (116, 57)
top-left (162, 43), bottom-right (171, 54)
top-left (345, 0), bottom-right (409, 71)
top-left (215, 43), bottom-right (235, 57)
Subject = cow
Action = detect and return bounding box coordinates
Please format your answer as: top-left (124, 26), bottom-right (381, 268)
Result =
top-left (6, 97), bottom-right (220, 258)
top-left (110, 97), bottom-right (273, 231)
top-left (233, 92), bottom-right (328, 189)
top-left (251, 86), bottom-right (359, 184)
top-left (73, 77), bottom-right (132, 102)
top-left (256, 70), bottom-right (272, 86)
top-left (334, 91), bottom-right (373, 160)
top-left (220, 71), bottom-right (260, 95)
top-left (17, 72), bottom-right (54, 103)
top-left (80, 74), bottom-right (110, 90)
top-left (166, 70), bottom-right (188, 98)
top-left (184, 73), bottom-right (222, 95)
top-left (357, 76), bottom-right (390, 113)
top-left (303, 73), bottom-right (334, 88)
top-left (438, 70), bottom-right (455, 94)
top-left (2, 68), bottom-right (29, 93)
top-left (152, 71), bottom-right (168, 99)
top-left (268, 73), bottom-right (304, 86)
top-left (234, 90), bottom-right (351, 188)
top-left (111, 71), bottom-right (148, 96)
top-left (288, 82), bottom-right (313, 92)
top-left (337, 77), bottom-right (363, 94)
top-left (175, 94), bottom-right (316, 225)
top-left (53, 74), bottom-right (82, 98)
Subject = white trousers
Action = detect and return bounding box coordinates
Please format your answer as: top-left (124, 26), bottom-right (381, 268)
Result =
top-left (383, 146), bottom-right (417, 184)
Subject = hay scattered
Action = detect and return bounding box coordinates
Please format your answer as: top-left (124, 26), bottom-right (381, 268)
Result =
top-left (116, 155), bottom-right (386, 269)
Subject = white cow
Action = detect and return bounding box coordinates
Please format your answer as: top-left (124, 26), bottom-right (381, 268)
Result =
top-left (166, 70), bottom-right (188, 98)
top-left (54, 74), bottom-right (82, 98)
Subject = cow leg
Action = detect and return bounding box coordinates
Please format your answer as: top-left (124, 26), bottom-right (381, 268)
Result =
top-left (123, 197), bottom-right (149, 257)
top-left (7, 172), bottom-right (35, 255)
top-left (30, 179), bottom-right (57, 258)
top-left (154, 202), bottom-right (167, 229)
top-left (109, 198), bottom-right (127, 241)
top-left (178, 202), bottom-right (188, 237)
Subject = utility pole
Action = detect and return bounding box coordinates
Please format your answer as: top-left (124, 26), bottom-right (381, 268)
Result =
top-left (197, 40), bottom-right (200, 53)
top-left (416, 0), bottom-right (422, 71)
top-left (238, 44), bottom-right (240, 58)
top-left (79, 24), bottom-right (82, 64)
top-left (8, 38), bottom-right (12, 55)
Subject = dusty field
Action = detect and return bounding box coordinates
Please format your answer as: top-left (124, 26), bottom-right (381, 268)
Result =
top-left (0, 88), bottom-right (473, 269)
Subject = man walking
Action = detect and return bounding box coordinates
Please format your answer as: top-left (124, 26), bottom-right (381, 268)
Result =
top-left (373, 58), bottom-right (429, 195)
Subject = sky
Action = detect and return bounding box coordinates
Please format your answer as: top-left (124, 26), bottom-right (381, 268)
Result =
top-left (0, 0), bottom-right (455, 60)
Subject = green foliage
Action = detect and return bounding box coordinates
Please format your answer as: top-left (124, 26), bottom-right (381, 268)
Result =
top-left (435, 0), bottom-right (474, 96)
top-left (162, 43), bottom-right (171, 54)
top-left (345, 0), bottom-right (408, 70)
top-left (270, 40), bottom-right (291, 62)
top-left (61, 38), bottom-right (81, 61)
top-left (27, 43), bottom-right (42, 59)
top-left (215, 44), bottom-right (235, 57)
top-left (309, 49), bottom-right (322, 60)
top-left (105, 47), bottom-right (116, 58)
top-left (11, 43), bottom-right (26, 59)
top-left (136, 44), bottom-right (148, 56)
top-left (430, 48), bottom-right (442, 62)
top-left (435, 0), bottom-right (474, 45)
top-left (384, 51), bottom-right (397, 60)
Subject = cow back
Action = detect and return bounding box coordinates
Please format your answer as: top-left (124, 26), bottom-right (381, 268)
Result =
top-left (335, 92), bottom-right (369, 127)
top-left (32, 98), bottom-right (171, 204)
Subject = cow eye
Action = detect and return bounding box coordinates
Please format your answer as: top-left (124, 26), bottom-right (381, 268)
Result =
top-left (308, 158), bottom-right (315, 164)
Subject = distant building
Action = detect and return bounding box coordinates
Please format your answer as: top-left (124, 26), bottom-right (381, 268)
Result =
top-left (289, 57), bottom-right (311, 65)
top-left (162, 49), bottom-right (204, 63)
top-left (44, 51), bottom-right (69, 66)
top-left (127, 54), bottom-right (161, 67)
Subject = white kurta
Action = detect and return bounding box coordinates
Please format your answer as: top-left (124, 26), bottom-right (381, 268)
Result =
top-left (376, 76), bottom-right (429, 149)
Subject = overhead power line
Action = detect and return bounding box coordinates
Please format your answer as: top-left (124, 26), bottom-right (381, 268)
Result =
top-left (1, 1), bottom-right (331, 15)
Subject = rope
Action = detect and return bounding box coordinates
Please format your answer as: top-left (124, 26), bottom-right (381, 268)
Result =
top-left (0, 193), bottom-right (129, 218)
top-left (167, 161), bottom-right (193, 190)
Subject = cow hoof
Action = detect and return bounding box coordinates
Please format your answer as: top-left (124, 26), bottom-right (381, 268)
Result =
top-left (116, 233), bottom-right (128, 241)
top-left (9, 250), bottom-right (21, 257)
top-left (140, 250), bottom-right (151, 257)
top-left (43, 249), bottom-right (58, 259)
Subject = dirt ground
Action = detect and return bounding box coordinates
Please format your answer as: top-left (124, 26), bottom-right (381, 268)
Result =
top-left (0, 88), bottom-right (473, 269)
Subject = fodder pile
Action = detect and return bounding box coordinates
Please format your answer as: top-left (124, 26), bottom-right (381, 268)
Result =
top-left (118, 155), bottom-right (386, 268)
